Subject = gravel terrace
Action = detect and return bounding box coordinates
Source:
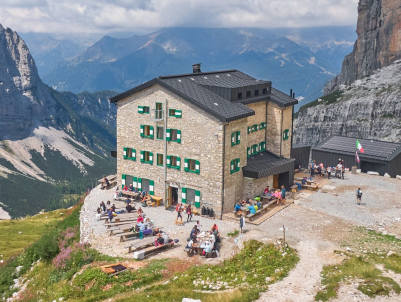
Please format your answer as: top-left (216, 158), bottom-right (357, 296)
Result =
top-left (80, 172), bottom-right (401, 301)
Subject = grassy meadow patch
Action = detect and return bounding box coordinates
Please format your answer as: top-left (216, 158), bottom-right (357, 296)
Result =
top-left (0, 209), bottom-right (67, 261)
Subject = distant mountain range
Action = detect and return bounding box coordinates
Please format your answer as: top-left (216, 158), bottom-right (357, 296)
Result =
top-left (22, 27), bottom-right (356, 109)
top-left (0, 24), bottom-right (116, 218)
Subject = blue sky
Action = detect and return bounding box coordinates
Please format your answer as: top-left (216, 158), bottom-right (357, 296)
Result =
top-left (0, 0), bottom-right (359, 34)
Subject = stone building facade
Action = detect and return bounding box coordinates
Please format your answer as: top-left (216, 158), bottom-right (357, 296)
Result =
top-left (111, 66), bottom-right (297, 218)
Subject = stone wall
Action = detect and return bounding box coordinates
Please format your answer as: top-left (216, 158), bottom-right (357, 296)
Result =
top-left (242, 176), bottom-right (273, 200)
top-left (223, 118), bottom-right (248, 213)
top-left (247, 101), bottom-right (267, 148)
top-left (116, 84), bottom-right (224, 213)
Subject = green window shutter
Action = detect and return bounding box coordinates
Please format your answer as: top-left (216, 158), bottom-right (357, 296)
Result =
top-left (181, 188), bottom-right (187, 204)
top-left (175, 109), bottom-right (182, 118)
top-left (247, 126), bottom-right (251, 134)
top-left (132, 149), bottom-right (136, 160)
top-left (176, 156), bottom-right (181, 170)
top-left (247, 147), bottom-right (251, 157)
top-left (149, 152), bottom-right (153, 165)
top-left (137, 178), bottom-right (142, 191)
top-left (149, 180), bottom-right (154, 195)
top-left (230, 160), bottom-right (235, 174)
top-left (121, 174), bottom-right (126, 189)
top-left (166, 155), bottom-right (171, 167)
top-left (149, 126), bottom-right (154, 139)
top-left (140, 125), bottom-right (144, 138)
top-left (283, 129), bottom-right (290, 140)
top-left (237, 131), bottom-right (241, 144)
top-left (140, 151), bottom-right (144, 163)
top-left (194, 190), bottom-right (201, 208)
top-left (195, 160), bottom-right (200, 174)
top-left (177, 130), bottom-right (181, 143)
top-left (123, 147), bottom-right (128, 159)
top-left (184, 158), bottom-right (189, 172)
top-left (138, 106), bottom-right (144, 114)
top-left (166, 129), bottom-right (171, 141)
top-left (133, 177), bottom-right (138, 188)
top-left (231, 132), bottom-right (235, 146)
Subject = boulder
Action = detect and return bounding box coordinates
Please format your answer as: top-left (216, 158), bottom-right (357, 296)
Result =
top-left (384, 173), bottom-right (391, 178)
top-left (367, 171), bottom-right (380, 175)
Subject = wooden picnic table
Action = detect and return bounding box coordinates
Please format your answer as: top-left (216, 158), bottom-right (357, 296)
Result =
top-left (98, 174), bottom-right (117, 183)
top-left (133, 241), bottom-right (176, 259)
top-left (122, 191), bottom-right (140, 199)
top-left (150, 195), bottom-right (163, 207)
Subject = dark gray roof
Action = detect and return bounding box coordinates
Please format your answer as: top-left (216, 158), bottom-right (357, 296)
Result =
top-left (110, 69), bottom-right (297, 122)
top-left (313, 136), bottom-right (401, 161)
top-left (243, 151), bottom-right (295, 178)
top-left (159, 77), bottom-right (254, 122)
top-left (270, 88), bottom-right (298, 107)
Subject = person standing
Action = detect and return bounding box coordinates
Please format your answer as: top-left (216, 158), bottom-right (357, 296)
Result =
top-left (186, 204), bottom-right (193, 222)
top-left (177, 203), bottom-right (183, 222)
top-left (281, 185), bottom-right (286, 203)
top-left (240, 214), bottom-right (245, 233)
top-left (356, 188), bottom-right (362, 205)
top-left (327, 166), bottom-right (331, 179)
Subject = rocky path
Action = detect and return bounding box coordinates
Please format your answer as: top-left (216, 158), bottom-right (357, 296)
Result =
top-left (257, 240), bottom-right (340, 302)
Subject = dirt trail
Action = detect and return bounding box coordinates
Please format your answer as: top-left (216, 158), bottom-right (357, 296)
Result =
top-left (257, 240), bottom-right (340, 302)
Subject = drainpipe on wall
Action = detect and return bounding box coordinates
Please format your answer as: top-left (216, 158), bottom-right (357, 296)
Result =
top-left (220, 124), bottom-right (226, 220)
top-left (164, 99), bottom-right (168, 209)
top-left (291, 106), bottom-right (294, 157)
top-left (280, 109), bottom-right (283, 157)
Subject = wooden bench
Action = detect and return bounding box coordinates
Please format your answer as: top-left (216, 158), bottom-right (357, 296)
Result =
top-left (127, 237), bottom-right (156, 253)
top-left (133, 241), bottom-right (176, 259)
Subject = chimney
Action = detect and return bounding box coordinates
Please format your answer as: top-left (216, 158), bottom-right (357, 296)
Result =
top-left (192, 63), bottom-right (201, 74)
top-left (292, 92), bottom-right (295, 98)
top-left (290, 89), bottom-right (293, 97)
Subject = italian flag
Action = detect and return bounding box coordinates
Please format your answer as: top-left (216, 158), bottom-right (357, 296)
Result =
top-left (356, 139), bottom-right (364, 153)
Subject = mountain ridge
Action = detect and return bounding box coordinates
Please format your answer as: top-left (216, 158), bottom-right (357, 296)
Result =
top-left (0, 24), bottom-right (116, 218)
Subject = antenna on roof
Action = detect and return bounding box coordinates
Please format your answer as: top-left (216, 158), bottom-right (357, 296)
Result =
top-left (192, 63), bottom-right (201, 74)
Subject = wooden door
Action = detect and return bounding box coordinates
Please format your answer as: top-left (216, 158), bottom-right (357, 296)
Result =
top-left (273, 175), bottom-right (279, 189)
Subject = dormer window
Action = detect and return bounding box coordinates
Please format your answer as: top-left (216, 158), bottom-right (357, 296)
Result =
top-left (254, 90), bottom-right (259, 96)
top-left (262, 88), bottom-right (268, 95)
top-left (237, 92), bottom-right (242, 99)
top-left (246, 91), bottom-right (251, 97)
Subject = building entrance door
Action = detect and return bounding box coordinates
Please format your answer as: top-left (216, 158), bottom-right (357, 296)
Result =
top-left (168, 186), bottom-right (178, 208)
top-left (273, 175), bottom-right (279, 189)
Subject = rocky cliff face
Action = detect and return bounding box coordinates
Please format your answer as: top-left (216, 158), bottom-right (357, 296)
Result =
top-left (0, 24), bottom-right (116, 218)
top-left (325, 0), bottom-right (401, 94)
top-left (294, 60), bottom-right (401, 146)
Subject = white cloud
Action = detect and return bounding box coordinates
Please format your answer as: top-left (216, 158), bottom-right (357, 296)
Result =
top-left (0, 0), bottom-right (359, 34)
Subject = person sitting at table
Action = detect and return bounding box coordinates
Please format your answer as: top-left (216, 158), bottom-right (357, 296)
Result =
top-left (257, 200), bottom-right (262, 210)
top-left (126, 203), bottom-right (135, 213)
top-left (155, 233), bottom-right (165, 246)
top-left (190, 225), bottom-right (198, 242)
top-left (141, 190), bottom-right (147, 198)
top-left (137, 207), bottom-right (143, 215)
top-left (107, 208), bottom-right (114, 222)
top-left (248, 204), bottom-right (256, 214)
top-left (302, 177), bottom-right (307, 185)
top-left (96, 207), bottom-right (101, 214)
top-left (234, 202), bottom-right (241, 213)
top-left (129, 184), bottom-right (134, 191)
top-left (137, 215), bottom-right (144, 224)
top-left (123, 185), bottom-right (128, 191)
top-left (254, 203), bottom-right (258, 211)
top-left (264, 186), bottom-right (270, 195)
top-left (100, 201), bottom-right (106, 212)
top-left (246, 199), bottom-right (251, 205)
top-left (111, 203), bottom-right (116, 212)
